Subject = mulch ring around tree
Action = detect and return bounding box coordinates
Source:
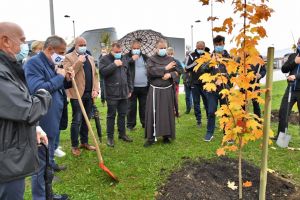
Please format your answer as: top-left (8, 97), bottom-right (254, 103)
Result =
top-left (271, 110), bottom-right (299, 125)
top-left (156, 157), bottom-right (300, 200)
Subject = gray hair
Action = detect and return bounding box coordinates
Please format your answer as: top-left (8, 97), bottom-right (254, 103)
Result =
top-left (44, 35), bottom-right (66, 49)
top-left (156, 38), bottom-right (167, 47)
top-left (196, 41), bottom-right (205, 46)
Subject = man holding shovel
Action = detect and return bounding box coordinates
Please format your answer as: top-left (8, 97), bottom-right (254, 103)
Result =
top-left (275, 38), bottom-right (300, 141)
top-left (63, 37), bottom-right (99, 156)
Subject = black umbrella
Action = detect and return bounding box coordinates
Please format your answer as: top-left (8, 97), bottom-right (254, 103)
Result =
top-left (118, 29), bottom-right (165, 57)
top-left (40, 143), bottom-right (54, 200)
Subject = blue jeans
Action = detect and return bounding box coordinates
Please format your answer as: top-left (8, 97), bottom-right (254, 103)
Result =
top-left (0, 178), bottom-right (25, 200)
top-left (191, 84), bottom-right (208, 123)
top-left (206, 91), bottom-right (227, 137)
top-left (70, 93), bottom-right (93, 147)
top-left (184, 84), bottom-right (193, 112)
top-left (54, 132), bottom-right (60, 150)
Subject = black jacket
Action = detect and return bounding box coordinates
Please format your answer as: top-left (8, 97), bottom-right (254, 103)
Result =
top-left (282, 52), bottom-right (300, 91)
top-left (0, 51), bottom-right (51, 183)
top-left (123, 52), bottom-right (149, 87)
top-left (186, 50), bottom-right (205, 85)
top-left (250, 63), bottom-right (266, 84)
top-left (99, 53), bottom-right (133, 100)
top-left (199, 50), bottom-right (232, 92)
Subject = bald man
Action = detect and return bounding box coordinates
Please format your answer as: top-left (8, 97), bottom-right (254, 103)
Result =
top-left (63, 37), bottom-right (99, 156)
top-left (0, 22), bottom-right (51, 200)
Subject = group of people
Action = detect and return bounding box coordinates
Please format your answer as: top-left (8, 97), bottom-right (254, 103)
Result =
top-left (1, 21), bottom-right (299, 200)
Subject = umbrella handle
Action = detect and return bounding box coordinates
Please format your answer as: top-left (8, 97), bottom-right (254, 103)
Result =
top-left (71, 78), bottom-right (104, 163)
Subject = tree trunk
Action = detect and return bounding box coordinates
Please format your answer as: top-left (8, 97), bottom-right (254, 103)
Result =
top-left (239, 137), bottom-right (243, 199)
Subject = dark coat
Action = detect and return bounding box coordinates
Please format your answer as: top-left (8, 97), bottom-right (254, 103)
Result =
top-left (24, 52), bottom-right (70, 139)
top-left (147, 55), bottom-right (179, 87)
top-left (145, 54), bottom-right (178, 139)
top-left (186, 50), bottom-right (205, 85)
top-left (99, 53), bottom-right (133, 100)
top-left (282, 52), bottom-right (300, 91)
top-left (0, 51), bottom-right (51, 183)
top-left (123, 51), bottom-right (149, 87)
top-left (250, 62), bottom-right (266, 84)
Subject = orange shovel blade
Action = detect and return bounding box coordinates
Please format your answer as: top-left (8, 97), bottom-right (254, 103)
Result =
top-left (99, 163), bottom-right (118, 182)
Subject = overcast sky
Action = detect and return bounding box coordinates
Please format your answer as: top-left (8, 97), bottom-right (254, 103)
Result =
top-left (1, 0), bottom-right (299, 55)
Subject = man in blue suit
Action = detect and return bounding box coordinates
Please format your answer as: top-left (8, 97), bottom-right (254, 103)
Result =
top-left (24, 35), bottom-right (71, 200)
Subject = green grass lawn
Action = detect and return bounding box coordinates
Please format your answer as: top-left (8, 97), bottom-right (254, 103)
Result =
top-left (24, 80), bottom-right (299, 200)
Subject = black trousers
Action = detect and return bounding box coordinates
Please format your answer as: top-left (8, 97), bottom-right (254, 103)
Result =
top-left (127, 87), bottom-right (148, 129)
top-left (70, 93), bottom-right (93, 147)
top-left (277, 88), bottom-right (300, 135)
top-left (252, 98), bottom-right (261, 118)
top-left (0, 178), bottom-right (25, 200)
top-left (191, 84), bottom-right (208, 123)
top-left (107, 99), bottom-right (128, 138)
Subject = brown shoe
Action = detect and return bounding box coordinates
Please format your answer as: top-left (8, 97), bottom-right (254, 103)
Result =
top-left (80, 143), bottom-right (96, 151)
top-left (71, 147), bottom-right (81, 156)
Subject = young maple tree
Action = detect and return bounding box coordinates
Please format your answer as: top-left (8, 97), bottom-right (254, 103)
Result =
top-left (195, 0), bottom-right (273, 199)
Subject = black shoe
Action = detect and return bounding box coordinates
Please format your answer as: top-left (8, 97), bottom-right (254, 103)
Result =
top-left (127, 127), bottom-right (135, 131)
top-left (52, 164), bottom-right (67, 172)
top-left (197, 122), bottom-right (202, 128)
top-left (119, 135), bottom-right (133, 142)
top-left (163, 137), bottom-right (171, 144)
top-left (270, 136), bottom-right (278, 141)
top-left (107, 138), bottom-right (115, 147)
top-left (53, 193), bottom-right (69, 200)
top-left (185, 110), bottom-right (191, 114)
top-left (143, 140), bottom-right (155, 147)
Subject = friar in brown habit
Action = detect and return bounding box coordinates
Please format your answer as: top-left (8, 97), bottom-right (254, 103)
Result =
top-left (144, 39), bottom-right (179, 147)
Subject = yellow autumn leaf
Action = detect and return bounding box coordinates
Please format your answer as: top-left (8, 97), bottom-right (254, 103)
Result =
top-left (219, 89), bottom-right (230, 99)
top-left (203, 83), bottom-right (217, 92)
top-left (200, 73), bottom-right (215, 83)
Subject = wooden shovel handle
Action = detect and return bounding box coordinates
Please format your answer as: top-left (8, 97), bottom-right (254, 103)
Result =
top-left (71, 78), bottom-right (103, 163)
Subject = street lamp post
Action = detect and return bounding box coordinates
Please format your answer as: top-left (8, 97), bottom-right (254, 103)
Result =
top-left (64, 15), bottom-right (76, 39)
top-left (49, 0), bottom-right (55, 35)
top-left (191, 25), bottom-right (193, 50)
top-left (191, 20), bottom-right (201, 50)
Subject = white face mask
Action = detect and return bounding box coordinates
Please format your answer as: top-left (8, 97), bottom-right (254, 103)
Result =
top-left (51, 53), bottom-right (65, 65)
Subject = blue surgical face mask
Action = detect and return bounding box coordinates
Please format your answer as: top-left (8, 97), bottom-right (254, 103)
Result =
top-left (215, 45), bottom-right (224, 53)
top-left (114, 52), bottom-right (122, 59)
top-left (158, 49), bottom-right (167, 57)
top-left (131, 49), bottom-right (141, 55)
top-left (15, 43), bottom-right (29, 62)
top-left (197, 49), bottom-right (205, 54)
top-left (297, 45), bottom-right (300, 52)
top-left (78, 46), bottom-right (87, 54)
